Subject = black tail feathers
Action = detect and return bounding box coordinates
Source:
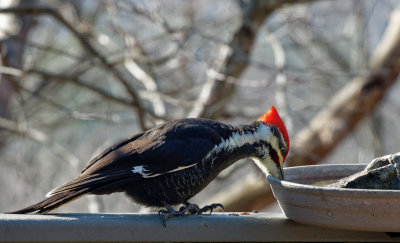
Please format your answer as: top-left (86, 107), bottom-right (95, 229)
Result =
top-left (6, 171), bottom-right (135, 214)
top-left (6, 189), bottom-right (89, 214)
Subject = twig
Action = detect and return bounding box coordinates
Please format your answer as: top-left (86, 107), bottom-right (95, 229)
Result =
top-left (127, 2), bottom-right (173, 33)
top-left (210, 7), bottom-right (400, 211)
top-left (4, 66), bottom-right (167, 121)
top-left (104, 2), bottom-right (167, 124)
top-left (124, 60), bottom-right (166, 123)
top-left (26, 68), bottom-right (133, 107)
top-left (0, 66), bottom-right (23, 76)
top-left (290, 7), bottom-right (400, 166)
top-left (188, 0), bottom-right (317, 119)
top-left (0, 6), bottom-right (147, 130)
top-left (0, 117), bottom-right (80, 169)
top-left (14, 81), bottom-right (132, 123)
top-left (188, 45), bottom-right (231, 118)
top-left (263, 27), bottom-right (292, 133)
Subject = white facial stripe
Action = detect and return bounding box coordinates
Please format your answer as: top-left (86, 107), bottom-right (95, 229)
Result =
top-left (253, 156), bottom-right (280, 178)
top-left (253, 143), bottom-right (281, 178)
top-left (212, 124), bottom-right (273, 155)
top-left (132, 163), bottom-right (197, 178)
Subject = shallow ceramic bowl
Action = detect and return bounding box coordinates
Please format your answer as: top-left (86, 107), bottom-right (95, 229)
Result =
top-left (267, 164), bottom-right (400, 232)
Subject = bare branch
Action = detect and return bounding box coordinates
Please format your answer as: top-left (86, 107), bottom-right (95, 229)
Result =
top-left (103, 2), bottom-right (167, 124)
top-left (25, 68), bottom-right (133, 107)
top-left (188, 45), bottom-right (231, 118)
top-left (0, 117), bottom-right (80, 169)
top-left (124, 60), bottom-right (166, 123)
top-left (3, 66), bottom-right (168, 121)
top-left (0, 6), bottom-right (148, 129)
top-left (290, 8), bottom-right (400, 166)
top-left (0, 66), bottom-right (23, 76)
top-left (188, 0), bottom-right (317, 119)
top-left (263, 27), bottom-right (292, 133)
top-left (14, 81), bottom-right (132, 124)
top-left (128, 2), bottom-right (173, 33)
top-left (211, 7), bottom-right (400, 211)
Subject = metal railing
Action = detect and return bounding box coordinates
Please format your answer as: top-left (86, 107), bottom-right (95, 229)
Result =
top-left (0, 213), bottom-right (395, 242)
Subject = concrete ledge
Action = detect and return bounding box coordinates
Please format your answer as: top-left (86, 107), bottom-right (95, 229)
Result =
top-left (0, 213), bottom-right (397, 242)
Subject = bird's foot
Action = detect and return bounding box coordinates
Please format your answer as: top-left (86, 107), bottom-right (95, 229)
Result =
top-left (158, 205), bottom-right (195, 227)
top-left (179, 202), bottom-right (224, 214)
top-left (158, 202), bottom-right (224, 226)
top-left (178, 202), bottom-right (200, 214)
top-left (197, 203), bottom-right (224, 214)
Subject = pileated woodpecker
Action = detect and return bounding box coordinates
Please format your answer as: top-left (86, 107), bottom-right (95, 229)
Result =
top-left (8, 106), bottom-right (289, 218)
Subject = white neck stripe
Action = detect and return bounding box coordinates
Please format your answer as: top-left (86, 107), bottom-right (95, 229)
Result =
top-left (213, 124), bottom-right (273, 154)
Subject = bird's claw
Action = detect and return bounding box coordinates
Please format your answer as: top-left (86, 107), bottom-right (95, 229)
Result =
top-left (179, 202), bottom-right (200, 214)
top-left (158, 206), bottom-right (176, 227)
top-left (198, 203), bottom-right (224, 214)
top-left (158, 204), bottom-right (198, 227)
top-left (158, 202), bottom-right (224, 226)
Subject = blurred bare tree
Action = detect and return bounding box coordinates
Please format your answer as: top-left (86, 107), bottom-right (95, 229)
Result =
top-left (0, 0), bottom-right (399, 213)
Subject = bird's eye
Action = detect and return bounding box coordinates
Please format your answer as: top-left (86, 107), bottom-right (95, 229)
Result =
top-left (281, 148), bottom-right (286, 153)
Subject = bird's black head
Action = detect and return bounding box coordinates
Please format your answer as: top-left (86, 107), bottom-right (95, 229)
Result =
top-left (218, 106), bottom-right (289, 179)
top-left (254, 106), bottom-right (289, 179)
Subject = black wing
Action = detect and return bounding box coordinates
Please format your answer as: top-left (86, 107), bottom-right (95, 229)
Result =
top-left (81, 119), bottom-right (233, 175)
top-left (136, 118), bottom-right (234, 176)
top-left (48, 118), bottom-right (234, 196)
top-left (81, 132), bottom-right (145, 174)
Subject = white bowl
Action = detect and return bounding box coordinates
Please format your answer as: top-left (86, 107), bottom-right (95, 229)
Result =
top-left (267, 164), bottom-right (400, 232)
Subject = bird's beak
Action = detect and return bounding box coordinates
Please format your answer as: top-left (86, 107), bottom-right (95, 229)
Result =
top-left (278, 165), bottom-right (285, 181)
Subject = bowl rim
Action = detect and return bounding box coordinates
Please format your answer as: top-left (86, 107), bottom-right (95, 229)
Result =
top-left (267, 164), bottom-right (400, 196)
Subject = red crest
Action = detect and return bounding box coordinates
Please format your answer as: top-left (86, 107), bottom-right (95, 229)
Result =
top-left (258, 106), bottom-right (290, 152)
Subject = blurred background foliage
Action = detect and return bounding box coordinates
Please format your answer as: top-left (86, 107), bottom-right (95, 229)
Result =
top-left (1, 0), bottom-right (400, 213)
